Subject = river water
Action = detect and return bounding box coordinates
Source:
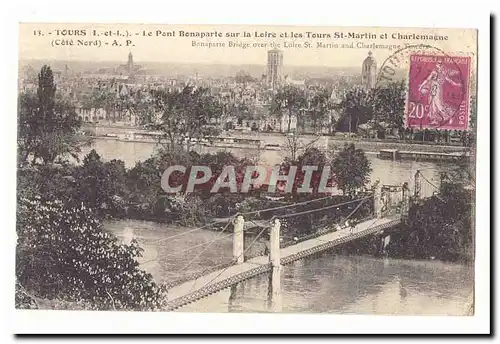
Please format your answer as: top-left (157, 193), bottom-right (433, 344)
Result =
top-left (91, 138), bottom-right (473, 315)
top-left (82, 138), bottom-right (450, 197)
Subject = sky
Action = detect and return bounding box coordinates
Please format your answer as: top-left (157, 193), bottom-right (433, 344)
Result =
top-left (19, 23), bottom-right (477, 69)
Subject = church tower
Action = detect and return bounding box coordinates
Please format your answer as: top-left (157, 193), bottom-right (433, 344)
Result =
top-left (361, 51), bottom-right (377, 90)
top-left (127, 52), bottom-right (134, 74)
top-left (266, 49), bottom-right (284, 91)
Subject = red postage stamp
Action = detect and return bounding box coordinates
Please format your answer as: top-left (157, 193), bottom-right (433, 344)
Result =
top-left (406, 54), bottom-right (471, 130)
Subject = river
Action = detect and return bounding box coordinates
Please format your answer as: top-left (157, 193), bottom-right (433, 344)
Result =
top-left (106, 219), bottom-right (473, 315)
top-left (92, 138), bottom-right (472, 315)
top-left (81, 138), bottom-right (451, 198)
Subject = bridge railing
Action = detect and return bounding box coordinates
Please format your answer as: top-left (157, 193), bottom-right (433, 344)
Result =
top-left (242, 194), bottom-right (376, 260)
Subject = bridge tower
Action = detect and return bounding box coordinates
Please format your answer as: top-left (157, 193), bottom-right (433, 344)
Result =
top-left (267, 218), bottom-right (282, 312)
top-left (233, 215), bottom-right (245, 264)
top-left (229, 215), bottom-right (246, 308)
top-left (414, 170), bottom-right (422, 199)
top-left (374, 182), bottom-right (383, 218)
top-left (401, 182), bottom-right (410, 221)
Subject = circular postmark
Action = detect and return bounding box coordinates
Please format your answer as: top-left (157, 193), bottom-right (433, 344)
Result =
top-left (376, 44), bottom-right (471, 130)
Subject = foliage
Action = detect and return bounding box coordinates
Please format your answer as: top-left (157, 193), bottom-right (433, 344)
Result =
top-left (270, 86), bottom-right (307, 132)
top-left (17, 163), bottom-right (77, 203)
top-left (125, 149), bottom-right (253, 223)
top-left (282, 133), bottom-right (311, 162)
top-left (140, 86), bottom-right (221, 150)
top-left (334, 86), bottom-right (373, 133)
top-left (168, 194), bottom-right (210, 226)
top-left (469, 95), bottom-right (477, 131)
top-left (16, 197), bottom-right (168, 310)
top-left (234, 197), bottom-right (279, 215)
top-left (386, 182), bottom-right (473, 261)
top-left (18, 66), bottom-right (83, 165)
top-left (234, 71), bottom-right (255, 84)
top-left (334, 81), bottom-right (406, 135)
top-left (126, 156), bottom-right (165, 218)
top-left (276, 194), bottom-right (373, 237)
top-left (125, 149), bottom-right (193, 221)
top-left (445, 152), bottom-right (475, 188)
top-left (371, 80), bottom-right (406, 131)
top-left (280, 147), bottom-right (330, 199)
top-left (307, 88), bottom-right (334, 132)
top-left (330, 143), bottom-right (372, 195)
top-left (194, 151), bottom-right (253, 197)
top-left (73, 150), bottom-right (127, 217)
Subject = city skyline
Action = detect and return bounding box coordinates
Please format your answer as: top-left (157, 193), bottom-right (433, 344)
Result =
top-left (18, 54), bottom-right (374, 79)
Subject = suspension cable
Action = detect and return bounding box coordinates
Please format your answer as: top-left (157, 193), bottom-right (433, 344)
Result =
top-left (155, 218), bottom-right (232, 244)
top-left (190, 225), bottom-right (269, 293)
top-left (279, 196), bottom-right (372, 219)
top-left (344, 197), bottom-right (369, 221)
top-left (175, 220), bottom-right (234, 273)
top-left (420, 173), bottom-right (439, 190)
top-left (152, 232), bottom-right (233, 260)
top-left (239, 194), bottom-right (339, 216)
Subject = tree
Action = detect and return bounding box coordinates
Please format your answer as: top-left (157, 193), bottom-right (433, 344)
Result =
top-left (18, 65), bottom-right (83, 165)
top-left (194, 151), bottom-right (252, 196)
top-left (387, 182), bottom-right (473, 261)
top-left (270, 86), bottom-right (307, 132)
top-left (235, 71), bottom-right (255, 84)
top-left (469, 94), bottom-right (477, 132)
top-left (334, 87), bottom-right (373, 134)
top-left (87, 79), bottom-right (127, 122)
top-left (73, 150), bottom-right (127, 217)
top-left (307, 88), bottom-right (333, 133)
top-left (16, 197), bottom-right (168, 310)
top-left (126, 156), bottom-right (168, 220)
top-left (330, 143), bottom-right (372, 195)
top-left (371, 80), bottom-right (406, 137)
top-left (17, 163), bottom-right (77, 204)
top-left (140, 86), bottom-right (221, 151)
top-left (280, 147), bottom-right (330, 200)
top-left (282, 132), bottom-right (320, 162)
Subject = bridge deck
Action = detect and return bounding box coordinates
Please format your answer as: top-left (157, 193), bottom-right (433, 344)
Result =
top-left (166, 216), bottom-right (401, 310)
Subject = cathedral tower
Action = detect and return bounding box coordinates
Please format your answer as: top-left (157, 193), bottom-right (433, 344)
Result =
top-left (361, 51), bottom-right (377, 90)
top-left (127, 52), bottom-right (134, 74)
top-left (267, 49), bottom-right (284, 90)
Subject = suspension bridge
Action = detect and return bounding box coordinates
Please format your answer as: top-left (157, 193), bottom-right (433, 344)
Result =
top-left (149, 170), bottom-right (440, 311)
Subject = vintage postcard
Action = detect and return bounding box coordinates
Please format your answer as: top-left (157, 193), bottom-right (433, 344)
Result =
top-left (15, 22), bottom-right (479, 323)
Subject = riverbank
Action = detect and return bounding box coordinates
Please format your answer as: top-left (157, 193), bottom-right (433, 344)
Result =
top-left (327, 139), bottom-right (469, 155)
top-left (82, 124), bottom-right (470, 155)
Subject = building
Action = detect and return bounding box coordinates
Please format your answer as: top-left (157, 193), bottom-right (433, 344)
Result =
top-left (283, 75), bottom-right (306, 88)
top-left (266, 49), bottom-right (284, 90)
top-left (116, 52), bottom-right (142, 76)
top-left (361, 51), bottom-right (377, 90)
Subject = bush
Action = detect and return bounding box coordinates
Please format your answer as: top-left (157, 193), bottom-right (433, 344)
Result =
top-left (17, 164), bottom-right (77, 203)
top-left (386, 182), bottom-right (473, 261)
top-left (16, 196), bottom-right (168, 310)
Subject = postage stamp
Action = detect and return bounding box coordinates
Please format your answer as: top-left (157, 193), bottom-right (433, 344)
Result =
top-left (406, 54), bottom-right (471, 130)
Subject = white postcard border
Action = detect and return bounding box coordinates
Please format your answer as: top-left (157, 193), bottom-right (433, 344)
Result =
top-left (3, 0), bottom-right (491, 336)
